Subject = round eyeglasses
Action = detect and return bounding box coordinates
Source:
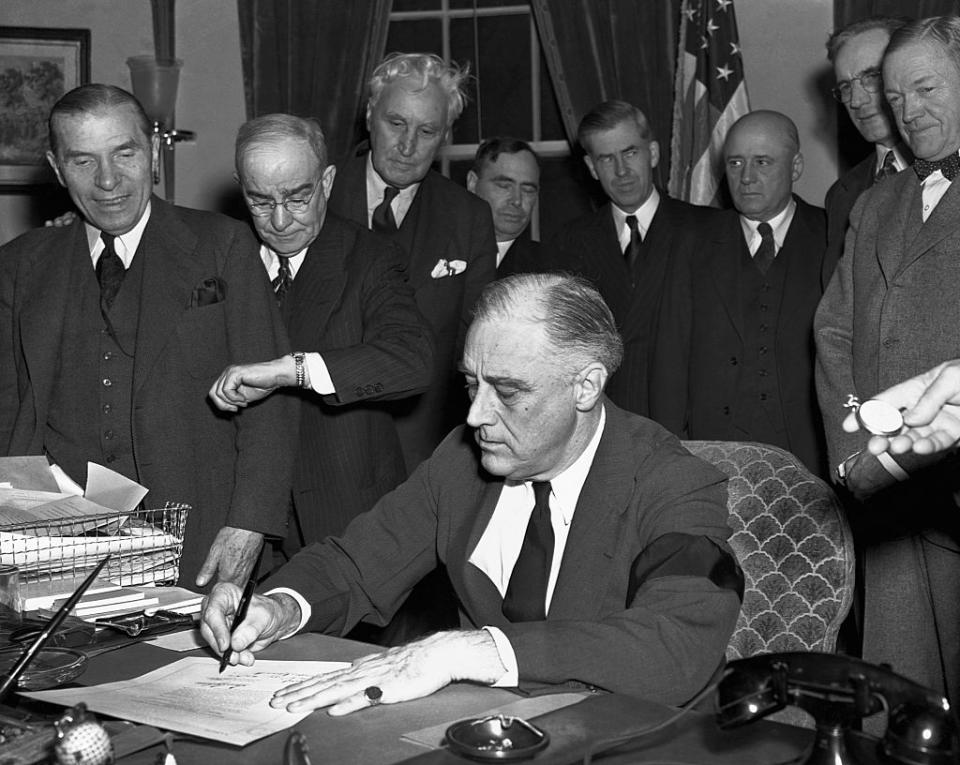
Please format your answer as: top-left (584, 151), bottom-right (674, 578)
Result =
top-left (832, 70), bottom-right (883, 103)
top-left (245, 178), bottom-right (321, 217)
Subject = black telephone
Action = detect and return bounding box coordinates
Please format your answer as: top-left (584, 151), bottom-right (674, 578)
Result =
top-left (716, 652), bottom-right (960, 765)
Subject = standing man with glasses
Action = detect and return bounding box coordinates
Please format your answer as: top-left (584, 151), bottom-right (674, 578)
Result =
top-left (816, 15), bottom-right (960, 705)
top-left (823, 16), bottom-right (910, 286)
top-left (0, 84), bottom-right (295, 589)
top-left (209, 114), bottom-right (433, 552)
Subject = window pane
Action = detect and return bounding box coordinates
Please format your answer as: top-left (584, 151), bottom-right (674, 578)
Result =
top-left (450, 15), bottom-right (531, 142)
top-left (386, 19), bottom-right (443, 58)
top-left (450, 0), bottom-right (530, 7)
top-left (392, 0), bottom-right (443, 11)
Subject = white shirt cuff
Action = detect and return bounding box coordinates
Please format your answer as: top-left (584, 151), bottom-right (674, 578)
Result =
top-left (304, 352), bottom-right (335, 395)
top-left (263, 587), bottom-right (312, 639)
top-left (483, 626), bottom-right (518, 687)
top-left (877, 451), bottom-right (910, 481)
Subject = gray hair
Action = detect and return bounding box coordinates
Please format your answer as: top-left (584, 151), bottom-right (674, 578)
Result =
top-left (473, 272), bottom-right (623, 376)
top-left (367, 52), bottom-right (469, 129)
top-left (886, 15), bottom-right (960, 70)
top-left (235, 113), bottom-right (328, 175)
top-left (49, 83), bottom-right (152, 157)
top-left (826, 16), bottom-right (909, 63)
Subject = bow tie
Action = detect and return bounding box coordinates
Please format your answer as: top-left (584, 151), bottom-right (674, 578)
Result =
top-left (913, 154), bottom-right (960, 182)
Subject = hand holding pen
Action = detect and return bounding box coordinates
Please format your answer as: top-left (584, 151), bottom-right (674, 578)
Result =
top-left (218, 575), bottom-right (256, 673)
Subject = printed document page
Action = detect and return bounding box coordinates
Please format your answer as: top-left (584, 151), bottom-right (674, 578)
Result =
top-left (24, 657), bottom-right (350, 745)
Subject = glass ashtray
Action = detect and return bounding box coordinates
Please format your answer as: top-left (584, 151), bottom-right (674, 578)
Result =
top-left (0, 647), bottom-right (87, 690)
top-left (445, 714), bottom-right (549, 761)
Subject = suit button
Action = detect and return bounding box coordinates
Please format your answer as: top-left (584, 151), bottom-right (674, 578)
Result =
top-left (104, 430), bottom-right (114, 440)
top-left (102, 378), bottom-right (112, 387)
top-left (723, 406), bottom-right (731, 415)
top-left (105, 455), bottom-right (116, 463)
top-left (759, 369), bottom-right (769, 377)
top-left (882, 337), bottom-right (898, 347)
top-left (760, 304), bottom-right (768, 312)
top-left (759, 346), bottom-right (768, 355)
top-left (103, 351), bottom-right (113, 361)
top-left (102, 404), bottom-right (112, 413)
top-left (729, 357), bottom-right (738, 366)
top-left (759, 324), bottom-right (768, 332)
top-left (760, 393), bottom-right (768, 401)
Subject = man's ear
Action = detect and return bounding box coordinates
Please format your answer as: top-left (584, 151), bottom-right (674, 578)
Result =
top-left (46, 151), bottom-right (66, 187)
top-left (320, 164), bottom-right (337, 199)
top-left (791, 151), bottom-right (804, 183)
top-left (649, 140), bottom-right (660, 169)
top-left (151, 133), bottom-right (161, 184)
top-left (466, 169), bottom-right (479, 193)
top-left (574, 361), bottom-right (608, 412)
top-left (583, 154), bottom-right (599, 181)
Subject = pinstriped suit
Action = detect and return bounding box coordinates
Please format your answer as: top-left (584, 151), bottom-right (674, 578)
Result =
top-left (281, 213), bottom-right (433, 543)
top-left (815, 168), bottom-right (960, 702)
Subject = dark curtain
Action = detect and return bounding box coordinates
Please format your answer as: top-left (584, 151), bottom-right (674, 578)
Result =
top-left (835, 0), bottom-right (960, 29)
top-left (530, 0), bottom-right (682, 187)
top-left (237, 0), bottom-right (392, 163)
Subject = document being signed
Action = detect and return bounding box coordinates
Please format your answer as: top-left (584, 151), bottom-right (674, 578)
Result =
top-left (24, 657), bottom-right (350, 745)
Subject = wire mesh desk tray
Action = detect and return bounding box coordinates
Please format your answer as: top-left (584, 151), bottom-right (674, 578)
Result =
top-left (0, 502), bottom-right (188, 586)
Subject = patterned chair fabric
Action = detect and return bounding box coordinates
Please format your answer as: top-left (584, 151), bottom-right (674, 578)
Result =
top-left (682, 440), bottom-right (855, 660)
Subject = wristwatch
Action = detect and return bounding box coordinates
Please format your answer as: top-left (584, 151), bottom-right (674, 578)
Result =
top-left (292, 352), bottom-right (305, 389)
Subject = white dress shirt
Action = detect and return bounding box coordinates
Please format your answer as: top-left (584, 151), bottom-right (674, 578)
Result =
top-left (258, 244), bottom-right (335, 395)
top-left (875, 143), bottom-right (908, 175)
top-left (364, 155), bottom-right (420, 228)
top-left (739, 197), bottom-right (797, 257)
top-left (919, 155), bottom-right (957, 222)
top-left (496, 239), bottom-right (515, 268)
top-left (85, 202), bottom-right (152, 268)
top-left (612, 187), bottom-right (660, 252)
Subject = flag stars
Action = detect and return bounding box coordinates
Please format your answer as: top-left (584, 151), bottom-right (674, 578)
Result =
top-left (730, 41), bottom-right (741, 56)
top-left (716, 63), bottom-right (733, 81)
top-left (716, 0), bottom-right (732, 10)
top-left (706, 18), bottom-right (719, 35)
top-left (684, 5), bottom-right (697, 21)
top-left (700, 35), bottom-right (710, 50)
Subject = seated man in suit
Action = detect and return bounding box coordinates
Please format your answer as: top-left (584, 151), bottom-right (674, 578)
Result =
top-left (208, 114), bottom-right (433, 551)
top-left (201, 273), bottom-right (743, 714)
top-left (328, 52), bottom-right (497, 473)
top-left (466, 137), bottom-right (541, 275)
top-left (0, 84), bottom-right (295, 588)
top-left (544, 100), bottom-right (717, 417)
top-left (816, 15), bottom-right (960, 705)
top-left (650, 111), bottom-right (829, 478)
top-left (824, 16), bottom-right (910, 286)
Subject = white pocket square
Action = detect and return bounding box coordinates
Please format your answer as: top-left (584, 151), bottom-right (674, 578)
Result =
top-left (430, 259), bottom-right (467, 279)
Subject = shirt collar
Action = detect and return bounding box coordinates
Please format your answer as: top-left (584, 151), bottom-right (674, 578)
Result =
top-left (86, 201), bottom-right (152, 268)
top-left (874, 143), bottom-right (908, 173)
top-left (611, 187), bottom-right (660, 237)
top-left (259, 243), bottom-right (309, 279)
top-left (521, 405), bottom-right (606, 526)
top-left (496, 239), bottom-right (515, 268)
top-left (365, 154), bottom-right (420, 210)
top-left (739, 196), bottom-right (796, 250)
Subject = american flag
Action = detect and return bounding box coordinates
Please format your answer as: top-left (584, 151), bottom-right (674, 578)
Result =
top-left (669, 0), bottom-right (750, 206)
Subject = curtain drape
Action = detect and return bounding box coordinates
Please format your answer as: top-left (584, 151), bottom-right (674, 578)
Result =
top-left (237, 0), bottom-right (392, 163)
top-left (835, 0), bottom-right (960, 29)
top-left (530, 0), bottom-right (681, 186)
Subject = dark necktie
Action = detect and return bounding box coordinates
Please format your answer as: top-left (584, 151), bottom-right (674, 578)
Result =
top-left (754, 221), bottom-right (775, 276)
top-left (502, 481), bottom-right (554, 623)
top-left (624, 214), bottom-right (642, 271)
top-left (372, 185), bottom-right (400, 232)
top-left (273, 255), bottom-right (293, 304)
top-left (96, 233), bottom-right (125, 315)
top-left (875, 150), bottom-right (897, 183)
top-left (914, 153), bottom-right (960, 182)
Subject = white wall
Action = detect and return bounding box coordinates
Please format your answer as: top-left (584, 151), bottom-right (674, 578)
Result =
top-left (0, 0), bottom-right (245, 243)
top-left (738, 0), bottom-right (838, 206)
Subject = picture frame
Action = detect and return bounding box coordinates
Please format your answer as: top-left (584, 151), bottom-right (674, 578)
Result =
top-left (0, 26), bottom-right (90, 187)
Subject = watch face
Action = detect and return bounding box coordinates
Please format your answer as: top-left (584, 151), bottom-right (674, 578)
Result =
top-left (857, 399), bottom-right (905, 436)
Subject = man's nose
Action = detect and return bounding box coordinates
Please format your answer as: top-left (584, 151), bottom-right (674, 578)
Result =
top-left (270, 204), bottom-right (293, 230)
top-left (613, 155), bottom-right (628, 177)
top-left (466, 385), bottom-right (496, 428)
top-left (397, 129), bottom-right (417, 157)
top-left (901, 93), bottom-right (923, 124)
top-left (95, 160), bottom-right (120, 190)
top-left (508, 186), bottom-right (522, 207)
top-left (740, 162), bottom-right (757, 185)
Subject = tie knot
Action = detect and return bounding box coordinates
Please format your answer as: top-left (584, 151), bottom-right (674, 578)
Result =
top-left (914, 153), bottom-right (960, 182)
top-left (625, 214), bottom-right (640, 234)
top-left (382, 185), bottom-right (400, 205)
top-left (531, 481), bottom-right (551, 510)
top-left (757, 221), bottom-right (774, 241)
top-left (100, 232), bottom-right (117, 254)
top-left (277, 254), bottom-right (293, 276)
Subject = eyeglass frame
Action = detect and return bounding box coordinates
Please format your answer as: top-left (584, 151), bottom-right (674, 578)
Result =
top-left (831, 68), bottom-right (883, 103)
top-left (243, 176), bottom-right (323, 217)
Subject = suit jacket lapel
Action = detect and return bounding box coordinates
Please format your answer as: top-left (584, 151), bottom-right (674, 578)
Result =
top-left (900, 174), bottom-right (960, 274)
top-left (549, 404), bottom-right (634, 620)
top-left (709, 211), bottom-right (744, 342)
top-left (875, 173), bottom-right (920, 281)
top-left (400, 172), bottom-right (452, 289)
top-left (777, 199), bottom-right (822, 340)
top-left (452, 477), bottom-right (507, 624)
top-left (286, 220), bottom-right (348, 345)
top-left (133, 198), bottom-right (204, 394)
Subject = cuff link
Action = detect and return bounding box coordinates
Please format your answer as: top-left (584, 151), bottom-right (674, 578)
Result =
top-left (843, 394), bottom-right (905, 436)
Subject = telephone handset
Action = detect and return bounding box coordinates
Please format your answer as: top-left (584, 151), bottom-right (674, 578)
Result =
top-left (716, 652), bottom-right (960, 765)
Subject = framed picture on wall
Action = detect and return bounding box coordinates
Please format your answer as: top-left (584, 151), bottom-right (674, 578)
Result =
top-left (0, 26), bottom-right (90, 187)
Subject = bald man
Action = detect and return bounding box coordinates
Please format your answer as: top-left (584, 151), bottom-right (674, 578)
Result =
top-left (650, 111), bottom-right (829, 476)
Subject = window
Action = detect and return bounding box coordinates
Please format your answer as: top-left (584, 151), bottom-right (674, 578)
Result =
top-left (387, 0), bottom-right (598, 242)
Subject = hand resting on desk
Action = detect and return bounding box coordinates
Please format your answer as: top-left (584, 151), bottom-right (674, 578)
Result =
top-left (200, 583), bottom-right (506, 716)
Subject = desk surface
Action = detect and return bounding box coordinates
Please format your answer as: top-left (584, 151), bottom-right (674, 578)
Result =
top-left (65, 633), bottom-right (812, 765)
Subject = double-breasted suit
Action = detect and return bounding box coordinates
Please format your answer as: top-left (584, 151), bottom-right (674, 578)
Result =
top-left (328, 153), bottom-right (497, 472)
top-left (545, 196), bottom-right (717, 416)
top-left (280, 213), bottom-right (433, 543)
top-left (650, 197), bottom-right (829, 476)
top-left (268, 402), bottom-right (742, 704)
top-left (815, 168), bottom-right (960, 702)
top-left (0, 198), bottom-right (296, 584)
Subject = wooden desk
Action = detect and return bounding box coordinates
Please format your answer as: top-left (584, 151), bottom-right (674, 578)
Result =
top-left (70, 634), bottom-right (813, 764)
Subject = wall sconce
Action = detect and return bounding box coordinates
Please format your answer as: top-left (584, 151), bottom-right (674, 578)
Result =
top-left (126, 55), bottom-right (195, 201)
